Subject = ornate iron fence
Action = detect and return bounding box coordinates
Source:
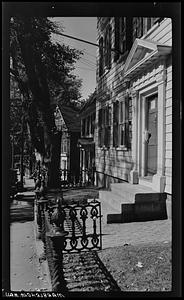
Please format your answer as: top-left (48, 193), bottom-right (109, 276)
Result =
top-left (60, 168), bottom-right (96, 188)
top-left (61, 199), bottom-right (102, 253)
top-left (35, 191), bottom-right (102, 292)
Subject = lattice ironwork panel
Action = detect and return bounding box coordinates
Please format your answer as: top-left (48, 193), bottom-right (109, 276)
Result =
top-left (61, 199), bottom-right (102, 253)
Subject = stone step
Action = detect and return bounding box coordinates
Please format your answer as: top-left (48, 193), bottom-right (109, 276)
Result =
top-left (98, 192), bottom-right (120, 222)
top-left (99, 190), bottom-right (123, 212)
top-left (107, 200), bottom-right (168, 224)
top-left (110, 182), bottom-right (160, 203)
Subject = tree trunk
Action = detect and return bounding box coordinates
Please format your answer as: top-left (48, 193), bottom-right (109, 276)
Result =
top-left (20, 116), bottom-right (24, 189)
top-left (47, 131), bottom-right (62, 189)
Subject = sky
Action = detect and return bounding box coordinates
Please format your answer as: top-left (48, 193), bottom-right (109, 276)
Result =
top-left (51, 17), bottom-right (97, 100)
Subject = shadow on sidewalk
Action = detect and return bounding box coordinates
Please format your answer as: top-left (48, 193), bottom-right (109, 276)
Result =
top-left (10, 201), bottom-right (34, 223)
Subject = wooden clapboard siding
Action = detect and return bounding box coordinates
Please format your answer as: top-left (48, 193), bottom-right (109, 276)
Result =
top-left (96, 17), bottom-right (172, 193)
top-left (145, 18), bottom-right (172, 45)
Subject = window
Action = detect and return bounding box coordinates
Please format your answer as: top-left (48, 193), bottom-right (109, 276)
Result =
top-left (98, 106), bottom-right (111, 147)
top-left (119, 96), bottom-right (129, 147)
top-left (113, 96), bottom-right (131, 149)
top-left (82, 113), bottom-right (96, 137)
top-left (99, 37), bottom-right (104, 76)
top-left (61, 138), bottom-right (67, 153)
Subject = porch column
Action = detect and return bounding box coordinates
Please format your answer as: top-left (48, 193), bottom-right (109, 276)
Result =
top-left (152, 68), bottom-right (166, 192)
top-left (130, 90), bottom-right (139, 184)
top-left (79, 147), bottom-right (82, 183)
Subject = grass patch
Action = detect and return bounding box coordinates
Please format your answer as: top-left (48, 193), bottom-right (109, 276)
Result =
top-left (98, 241), bottom-right (172, 291)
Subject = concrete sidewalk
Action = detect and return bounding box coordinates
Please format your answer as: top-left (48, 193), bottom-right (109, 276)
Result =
top-left (10, 177), bottom-right (51, 292)
top-left (10, 220), bottom-right (51, 291)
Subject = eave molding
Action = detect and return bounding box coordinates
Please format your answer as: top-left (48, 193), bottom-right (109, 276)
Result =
top-left (124, 38), bottom-right (171, 80)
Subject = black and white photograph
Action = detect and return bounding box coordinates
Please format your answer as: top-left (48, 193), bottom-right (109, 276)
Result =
top-left (2, 2), bottom-right (181, 297)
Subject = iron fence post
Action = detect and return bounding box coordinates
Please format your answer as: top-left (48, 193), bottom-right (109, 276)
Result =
top-left (47, 198), bottom-right (68, 293)
top-left (37, 198), bottom-right (49, 257)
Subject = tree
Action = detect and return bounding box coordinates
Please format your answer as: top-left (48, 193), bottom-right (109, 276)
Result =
top-left (10, 16), bottom-right (83, 188)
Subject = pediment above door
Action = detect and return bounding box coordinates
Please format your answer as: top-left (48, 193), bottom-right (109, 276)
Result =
top-left (124, 38), bottom-right (171, 79)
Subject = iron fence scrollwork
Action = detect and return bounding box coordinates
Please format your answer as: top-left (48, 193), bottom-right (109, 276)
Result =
top-left (62, 198), bottom-right (102, 253)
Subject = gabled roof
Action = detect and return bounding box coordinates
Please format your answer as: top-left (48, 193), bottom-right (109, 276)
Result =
top-left (56, 104), bottom-right (81, 132)
top-left (124, 38), bottom-right (172, 79)
top-left (80, 91), bottom-right (96, 117)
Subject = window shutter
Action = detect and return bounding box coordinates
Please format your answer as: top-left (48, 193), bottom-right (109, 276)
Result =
top-left (133, 17), bottom-right (143, 42)
top-left (99, 37), bottom-right (104, 76)
top-left (114, 17), bottom-right (120, 61)
top-left (107, 26), bottom-right (111, 69)
top-left (113, 101), bottom-right (119, 147)
top-left (98, 109), bottom-right (102, 146)
top-left (104, 26), bottom-right (111, 69)
top-left (104, 106), bottom-right (111, 147)
top-left (125, 96), bottom-right (130, 148)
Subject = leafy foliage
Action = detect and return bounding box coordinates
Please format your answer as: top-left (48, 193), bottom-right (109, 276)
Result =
top-left (10, 16), bottom-right (83, 157)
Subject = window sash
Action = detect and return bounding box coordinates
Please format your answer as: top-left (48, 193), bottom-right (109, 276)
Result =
top-left (113, 97), bottom-right (130, 148)
top-left (98, 106), bottom-right (111, 147)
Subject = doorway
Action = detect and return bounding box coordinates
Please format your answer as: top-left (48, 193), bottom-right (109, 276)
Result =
top-left (145, 94), bottom-right (158, 176)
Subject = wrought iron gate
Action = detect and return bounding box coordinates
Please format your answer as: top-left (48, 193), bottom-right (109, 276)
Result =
top-left (60, 199), bottom-right (102, 253)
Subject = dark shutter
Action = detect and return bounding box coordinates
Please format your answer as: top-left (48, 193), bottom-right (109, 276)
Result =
top-left (114, 17), bottom-right (120, 61)
top-left (98, 108), bottom-right (102, 146)
top-left (104, 26), bottom-right (112, 69)
top-left (113, 101), bottom-right (119, 147)
top-left (99, 37), bottom-right (104, 76)
top-left (133, 17), bottom-right (143, 42)
top-left (125, 96), bottom-right (130, 148)
top-left (104, 106), bottom-right (111, 147)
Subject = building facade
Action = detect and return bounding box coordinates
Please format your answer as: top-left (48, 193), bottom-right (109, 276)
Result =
top-left (55, 105), bottom-right (81, 185)
top-left (78, 92), bottom-right (96, 185)
top-left (96, 17), bottom-right (172, 195)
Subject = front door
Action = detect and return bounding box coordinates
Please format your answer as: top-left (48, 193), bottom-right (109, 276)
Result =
top-left (146, 94), bottom-right (158, 176)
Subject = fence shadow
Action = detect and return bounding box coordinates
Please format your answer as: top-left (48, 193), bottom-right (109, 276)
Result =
top-left (63, 250), bottom-right (121, 292)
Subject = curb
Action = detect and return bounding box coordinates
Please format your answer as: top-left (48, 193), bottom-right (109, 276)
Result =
top-left (33, 200), bottom-right (52, 291)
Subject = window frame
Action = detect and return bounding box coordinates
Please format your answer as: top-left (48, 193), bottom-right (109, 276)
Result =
top-left (98, 105), bottom-right (111, 148)
top-left (118, 97), bottom-right (129, 149)
top-left (113, 96), bottom-right (131, 150)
